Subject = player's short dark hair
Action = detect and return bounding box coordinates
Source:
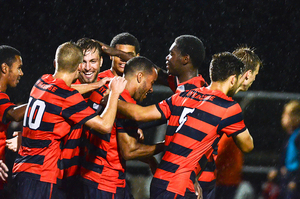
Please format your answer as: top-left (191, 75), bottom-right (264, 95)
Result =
top-left (110, 32), bottom-right (140, 54)
top-left (174, 35), bottom-right (205, 69)
top-left (0, 45), bottom-right (21, 67)
top-left (55, 42), bottom-right (83, 73)
top-left (233, 46), bottom-right (263, 73)
top-left (210, 52), bottom-right (244, 82)
top-left (124, 56), bottom-right (156, 76)
top-left (76, 38), bottom-right (102, 58)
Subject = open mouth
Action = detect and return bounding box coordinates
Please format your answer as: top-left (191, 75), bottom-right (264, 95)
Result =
top-left (84, 72), bottom-right (94, 78)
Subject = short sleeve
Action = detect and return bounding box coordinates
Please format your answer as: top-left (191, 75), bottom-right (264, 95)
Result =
top-left (218, 102), bottom-right (246, 137)
top-left (0, 92), bottom-right (16, 124)
top-left (61, 91), bottom-right (97, 125)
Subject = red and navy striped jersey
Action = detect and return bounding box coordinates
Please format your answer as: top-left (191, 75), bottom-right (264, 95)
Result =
top-left (12, 74), bottom-right (97, 184)
top-left (81, 89), bottom-right (136, 193)
top-left (167, 75), bottom-right (207, 94)
top-left (151, 87), bottom-right (246, 196)
top-left (0, 92), bottom-right (16, 189)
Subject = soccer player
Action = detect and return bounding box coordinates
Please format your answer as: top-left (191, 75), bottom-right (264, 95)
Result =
top-left (116, 52), bottom-right (254, 199)
top-left (0, 45), bottom-right (27, 195)
top-left (199, 47), bottom-right (262, 199)
top-left (12, 42), bottom-right (126, 199)
top-left (81, 56), bottom-right (164, 199)
top-left (71, 38), bottom-right (111, 95)
top-left (156, 35), bottom-right (207, 93)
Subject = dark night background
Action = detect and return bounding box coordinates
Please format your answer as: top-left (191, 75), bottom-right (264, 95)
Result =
top-left (1, 0), bottom-right (299, 103)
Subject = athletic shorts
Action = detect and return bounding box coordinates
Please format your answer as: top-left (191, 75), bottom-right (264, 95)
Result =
top-left (14, 176), bottom-right (66, 199)
top-left (83, 183), bottom-right (134, 199)
top-left (150, 186), bottom-right (197, 199)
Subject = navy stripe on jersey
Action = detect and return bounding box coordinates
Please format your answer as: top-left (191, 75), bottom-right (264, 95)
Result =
top-left (57, 156), bottom-right (80, 170)
top-left (22, 137), bottom-right (51, 148)
top-left (155, 104), bottom-right (167, 120)
top-left (86, 141), bottom-right (107, 159)
top-left (182, 83), bottom-right (198, 91)
top-left (0, 98), bottom-right (11, 104)
top-left (198, 155), bottom-right (208, 171)
top-left (62, 101), bottom-right (90, 119)
top-left (159, 160), bottom-right (179, 173)
top-left (36, 78), bottom-right (77, 99)
top-left (167, 142), bottom-right (192, 157)
top-left (45, 101), bottom-right (62, 115)
top-left (151, 178), bottom-right (169, 190)
top-left (63, 139), bottom-right (82, 149)
top-left (211, 137), bottom-right (220, 149)
top-left (13, 172), bottom-right (41, 181)
top-left (118, 171), bottom-right (125, 179)
top-left (171, 105), bottom-right (222, 127)
top-left (2, 105), bottom-right (15, 124)
top-left (166, 125), bottom-right (207, 142)
top-left (228, 126), bottom-right (247, 137)
top-left (189, 171), bottom-right (196, 183)
top-left (198, 179), bottom-right (216, 189)
top-left (217, 112), bottom-right (244, 132)
top-left (82, 161), bottom-right (104, 174)
top-left (15, 154), bottom-right (45, 165)
top-left (203, 161), bottom-right (216, 172)
top-left (90, 130), bottom-right (111, 142)
top-left (182, 90), bottom-right (236, 109)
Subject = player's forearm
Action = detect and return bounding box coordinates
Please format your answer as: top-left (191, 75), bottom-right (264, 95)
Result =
top-left (96, 92), bottom-right (119, 132)
top-left (122, 143), bottom-right (158, 160)
top-left (118, 101), bottom-right (160, 122)
top-left (6, 104), bottom-right (27, 122)
top-left (71, 83), bottom-right (99, 94)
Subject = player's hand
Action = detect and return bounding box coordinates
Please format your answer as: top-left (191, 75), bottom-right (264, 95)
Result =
top-left (109, 76), bottom-right (127, 95)
top-left (0, 160), bottom-right (8, 181)
top-left (194, 181), bottom-right (203, 199)
top-left (97, 77), bottom-right (112, 88)
top-left (99, 42), bottom-right (120, 56)
top-left (6, 131), bottom-right (21, 152)
top-left (137, 128), bottom-right (144, 143)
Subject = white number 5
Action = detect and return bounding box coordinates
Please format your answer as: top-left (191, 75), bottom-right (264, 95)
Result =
top-left (175, 108), bottom-right (195, 132)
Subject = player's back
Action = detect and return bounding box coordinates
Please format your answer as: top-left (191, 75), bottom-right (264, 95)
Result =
top-left (13, 74), bottom-right (96, 184)
top-left (152, 87), bottom-right (245, 196)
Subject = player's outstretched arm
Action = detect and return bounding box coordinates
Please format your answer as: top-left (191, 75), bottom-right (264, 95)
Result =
top-left (118, 130), bottom-right (164, 161)
top-left (6, 104), bottom-right (27, 122)
top-left (232, 129), bottom-right (254, 153)
top-left (71, 77), bottom-right (111, 94)
top-left (85, 77), bottom-right (127, 133)
top-left (96, 41), bottom-right (134, 62)
top-left (117, 101), bottom-right (162, 122)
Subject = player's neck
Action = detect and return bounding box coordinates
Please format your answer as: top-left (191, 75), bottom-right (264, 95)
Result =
top-left (0, 78), bottom-right (8, 92)
top-left (209, 81), bottom-right (231, 96)
top-left (177, 69), bottom-right (198, 84)
top-left (53, 72), bottom-right (75, 87)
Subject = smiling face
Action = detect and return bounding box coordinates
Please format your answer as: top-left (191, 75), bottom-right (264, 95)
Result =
top-left (165, 42), bottom-right (183, 76)
top-left (111, 44), bottom-right (137, 76)
top-left (134, 68), bottom-right (157, 102)
top-left (78, 48), bottom-right (102, 83)
top-left (7, 55), bottom-right (23, 87)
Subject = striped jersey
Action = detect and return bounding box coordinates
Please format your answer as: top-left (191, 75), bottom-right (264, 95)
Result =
top-left (81, 89), bottom-right (136, 193)
top-left (0, 92), bottom-right (16, 189)
top-left (151, 87), bottom-right (246, 196)
top-left (167, 74), bottom-right (207, 94)
top-left (12, 74), bottom-right (97, 184)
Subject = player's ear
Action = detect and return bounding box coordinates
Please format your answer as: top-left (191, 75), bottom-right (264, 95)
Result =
top-left (230, 74), bottom-right (237, 87)
top-left (137, 72), bottom-right (143, 83)
top-left (182, 54), bottom-right (190, 65)
top-left (244, 70), bottom-right (252, 80)
top-left (1, 63), bottom-right (9, 74)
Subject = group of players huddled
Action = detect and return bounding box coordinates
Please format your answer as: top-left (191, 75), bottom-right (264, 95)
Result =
top-left (0, 33), bottom-right (262, 199)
